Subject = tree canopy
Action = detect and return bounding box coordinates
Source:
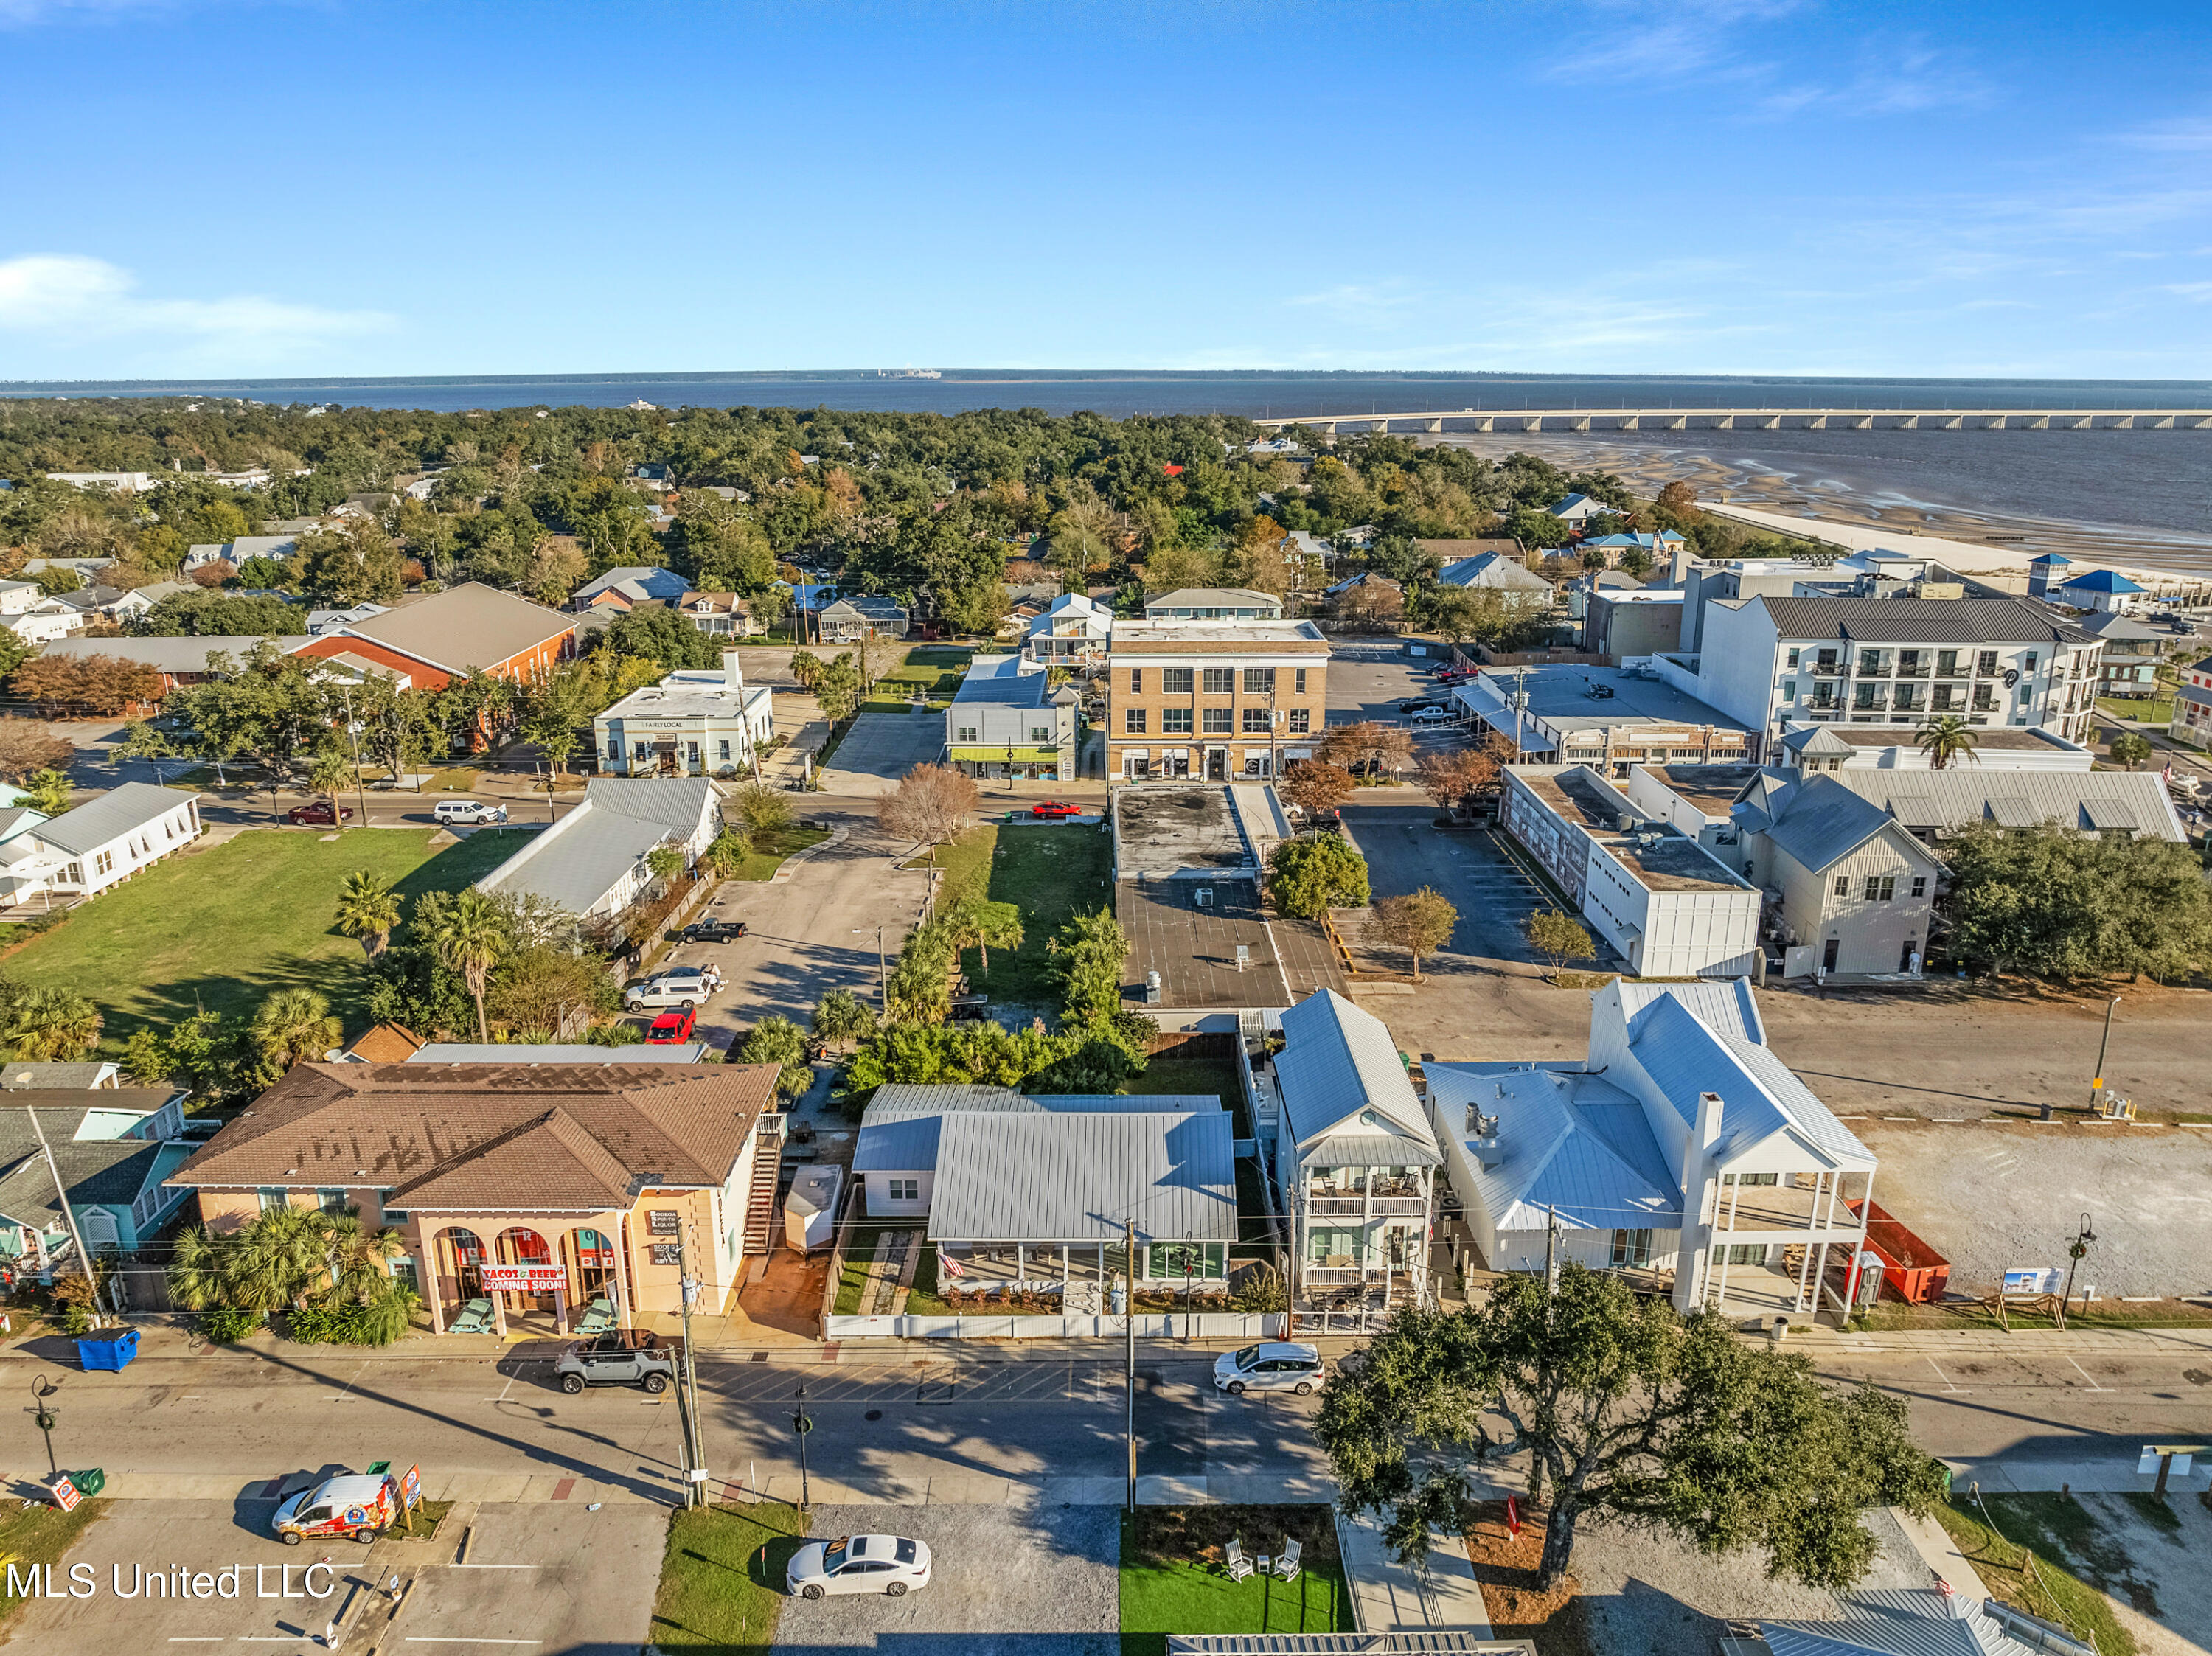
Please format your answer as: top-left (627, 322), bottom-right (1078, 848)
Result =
top-left (1944, 821), bottom-right (2212, 981)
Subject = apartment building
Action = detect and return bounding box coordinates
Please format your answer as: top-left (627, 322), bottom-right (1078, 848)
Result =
top-left (1686, 596), bottom-right (2103, 747)
top-left (1106, 618), bottom-right (1329, 782)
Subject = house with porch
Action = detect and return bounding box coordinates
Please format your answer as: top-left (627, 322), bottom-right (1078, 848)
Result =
top-left (166, 1060), bottom-right (782, 1336)
top-left (0, 1099), bottom-right (197, 1276)
top-left (1266, 989), bottom-right (1441, 1311)
top-left (852, 1084), bottom-right (1236, 1302)
top-left (1427, 980), bottom-right (1877, 1320)
top-left (474, 775), bottom-right (723, 937)
top-left (0, 783), bottom-right (204, 911)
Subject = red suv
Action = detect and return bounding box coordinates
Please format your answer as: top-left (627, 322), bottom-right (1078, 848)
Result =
top-left (1030, 801), bottom-right (1082, 819)
top-left (645, 1007), bottom-right (697, 1044)
top-left (285, 801), bottom-right (354, 826)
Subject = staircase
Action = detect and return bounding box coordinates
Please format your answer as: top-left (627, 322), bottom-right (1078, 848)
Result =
top-left (742, 1118), bottom-right (785, 1257)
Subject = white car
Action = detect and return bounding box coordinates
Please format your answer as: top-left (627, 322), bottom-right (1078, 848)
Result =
top-left (433, 799), bottom-right (509, 824)
top-left (1213, 1340), bottom-right (1324, 1395)
top-left (785, 1533), bottom-right (933, 1600)
top-left (623, 970), bottom-right (714, 1012)
top-left (1408, 706), bottom-right (1454, 724)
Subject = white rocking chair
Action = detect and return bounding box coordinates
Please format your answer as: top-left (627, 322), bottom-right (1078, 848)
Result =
top-left (1223, 1536), bottom-right (1254, 1582)
top-left (1273, 1537), bottom-right (1303, 1581)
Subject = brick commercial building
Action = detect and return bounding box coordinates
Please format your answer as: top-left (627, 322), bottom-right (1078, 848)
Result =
top-left (291, 582), bottom-right (576, 692)
top-left (1106, 617), bottom-right (1330, 782)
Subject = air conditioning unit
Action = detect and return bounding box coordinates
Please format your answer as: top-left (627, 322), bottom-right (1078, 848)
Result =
top-left (1194, 888), bottom-right (1214, 908)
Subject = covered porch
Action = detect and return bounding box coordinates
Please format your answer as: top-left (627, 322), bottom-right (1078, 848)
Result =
top-left (935, 1237), bottom-right (1228, 1294)
top-left (413, 1211), bottom-right (632, 1337)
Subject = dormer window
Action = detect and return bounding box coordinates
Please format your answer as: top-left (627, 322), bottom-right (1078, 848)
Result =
top-left (1359, 1110), bottom-right (1379, 1126)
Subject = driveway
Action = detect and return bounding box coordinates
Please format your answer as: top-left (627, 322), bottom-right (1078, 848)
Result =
top-left (772, 1500), bottom-right (1118, 1656)
top-left (1338, 797), bottom-right (1593, 1062)
top-left (818, 710), bottom-right (943, 796)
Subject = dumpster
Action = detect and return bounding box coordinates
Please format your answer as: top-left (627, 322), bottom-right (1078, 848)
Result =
top-left (67, 1467), bottom-right (105, 1495)
top-left (1847, 1199), bottom-right (1950, 1304)
top-left (77, 1327), bottom-right (140, 1371)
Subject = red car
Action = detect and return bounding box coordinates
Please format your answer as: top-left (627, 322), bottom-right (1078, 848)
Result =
top-left (285, 801), bottom-right (354, 826)
top-left (1030, 801), bottom-right (1082, 819)
top-left (645, 1007), bottom-right (697, 1044)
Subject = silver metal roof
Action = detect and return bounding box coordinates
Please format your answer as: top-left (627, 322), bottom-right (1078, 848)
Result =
top-left (855, 1087), bottom-right (1222, 1173)
top-left (1428, 1062), bottom-right (1683, 1235)
top-left (1829, 768), bottom-right (2185, 842)
top-left (34, 783), bottom-right (197, 857)
top-left (1627, 994), bottom-right (1873, 1172)
top-left (475, 778), bottom-right (718, 916)
top-left (1614, 978), bottom-right (1764, 1046)
top-left (1750, 595), bottom-right (2094, 647)
top-left (925, 1110), bottom-right (1236, 1245)
top-left (1276, 990), bottom-right (1439, 1162)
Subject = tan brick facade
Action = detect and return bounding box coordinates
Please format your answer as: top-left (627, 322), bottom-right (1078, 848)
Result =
top-left (1107, 619), bottom-right (1331, 781)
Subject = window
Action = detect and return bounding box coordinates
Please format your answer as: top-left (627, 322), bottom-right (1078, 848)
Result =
top-left (1857, 649), bottom-right (1885, 675)
top-left (1161, 667), bottom-right (1193, 694)
top-left (1242, 667), bottom-right (1275, 695)
top-left (2024, 652), bottom-right (2039, 675)
top-left (1128, 668), bottom-right (1142, 694)
top-left (1161, 708), bottom-right (1192, 734)
top-left (1202, 708), bottom-right (1232, 734)
top-left (1977, 650), bottom-right (1999, 675)
top-left (1781, 683), bottom-right (1796, 703)
top-left (376, 1192), bottom-right (410, 1225)
top-left (1295, 668), bottom-right (1307, 695)
top-left (93, 849), bottom-right (114, 877)
top-left (608, 736), bottom-right (621, 759)
top-left (1711, 1242), bottom-right (1767, 1267)
top-left (1785, 648), bottom-right (1799, 669)
top-left (1937, 649), bottom-right (1961, 677)
top-left (1029, 726), bottom-right (1051, 743)
top-left (956, 726), bottom-right (978, 742)
top-left (886, 1177), bottom-right (919, 1201)
top-left (1124, 709), bottom-right (1147, 734)
top-left (318, 1189), bottom-right (349, 1215)
top-left (633, 740), bottom-right (650, 759)
top-left (1832, 875), bottom-right (1851, 897)
top-left (1610, 1228), bottom-right (1652, 1269)
top-left (1242, 707), bottom-right (1271, 733)
top-left (1910, 875), bottom-right (1927, 897)
top-left (1203, 667), bottom-right (1235, 695)
top-left (1864, 874), bottom-right (1896, 901)
top-left (1287, 709), bottom-right (1309, 734)
top-left (257, 1188), bottom-right (290, 1214)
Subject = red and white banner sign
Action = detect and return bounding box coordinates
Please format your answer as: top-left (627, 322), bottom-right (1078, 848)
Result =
top-left (480, 1263), bottom-right (566, 1293)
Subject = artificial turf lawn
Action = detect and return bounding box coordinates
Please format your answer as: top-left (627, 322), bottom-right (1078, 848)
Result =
top-left (1, 826), bottom-right (526, 1051)
top-left (1120, 1505), bottom-right (1355, 1656)
top-left (650, 1502), bottom-right (808, 1654)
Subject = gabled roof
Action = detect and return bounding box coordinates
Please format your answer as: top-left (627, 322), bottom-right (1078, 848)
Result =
top-left (336, 582), bottom-right (574, 675)
top-left (1777, 725), bottom-right (1857, 756)
top-left (2070, 611), bottom-right (2163, 642)
top-left (820, 594), bottom-right (906, 619)
top-left (476, 777), bottom-right (718, 916)
top-left (1627, 995), bottom-right (1871, 1172)
top-left (1276, 990), bottom-right (1440, 1162)
top-left (1145, 588), bottom-right (1279, 610)
top-left (170, 1062), bottom-right (776, 1200)
top-left (855, 1085), bottom-right (1221, 1172)
top-left (0, 1110), bottom-right (187, 1221)
top-left (2053, 568), bottom-right (2146, 594)
top-left (1830, 768), bottom-right (2186, 842)
top-left (1763, 1589), bottom-right (2042, 1656)
top-left (925, 1109), bottom-right (1236, 1245)
top-left (32, 782), bottom-right (196, 857)
top-left (1740, 773), bottom-right (1917, 874)
top-left (1, 1062), bottom-right (118, 1090)
top-left (1614, 978), bottom-right (1764, 1046)
top-left (1439, 552), bottom-right (1552, 591)
top-left (1428, 1062), bottom-right (1681, 1237)
top-left (575, 567), bottom-right (689, 603)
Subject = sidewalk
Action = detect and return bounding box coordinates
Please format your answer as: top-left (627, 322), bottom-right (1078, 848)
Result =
top-left (1337, 1510), bottom-right (1494, 1635)
top-left (1787, 1322), bottom-right (2212, 1357)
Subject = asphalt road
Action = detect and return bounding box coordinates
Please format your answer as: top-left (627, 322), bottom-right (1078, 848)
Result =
top-left (7, 1337), bottom-right (2203, 1506)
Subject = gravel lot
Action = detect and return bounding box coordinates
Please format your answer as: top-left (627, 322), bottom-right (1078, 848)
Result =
top-left (772, 1500), bottom-right (1119, 1655)
top-left (1855, 1120), bottom-right (2212, 1298)
top-left (1566, 1506), bottom-right (1926, 1656)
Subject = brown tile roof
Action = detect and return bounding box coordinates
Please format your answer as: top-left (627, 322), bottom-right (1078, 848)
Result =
top-left (168, 1062), bottom-right (777, 1208)
top-left (346, 1023), bottom-right (426, 1063)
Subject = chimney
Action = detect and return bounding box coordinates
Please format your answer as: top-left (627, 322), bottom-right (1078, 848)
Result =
top-left (722, 648), bottom-right (744, 694)
top-left (1669, 541), bottom-right (1690, 585)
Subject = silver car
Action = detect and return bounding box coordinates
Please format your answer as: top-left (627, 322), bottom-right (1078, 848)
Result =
top-left (785, 1533), bottom-right (932, 1600)
top-left (432, 799), bottom-right (509, 824)
top-left (1213, 1340), bottom-right (1324, 1395)
top-left (623, 970), bottom-right (714, 1012)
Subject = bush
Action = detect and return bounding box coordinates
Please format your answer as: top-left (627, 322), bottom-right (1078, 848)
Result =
top-left (201, 1308), bottom-right (264, 1343)
top-left (283, 1290), bottom-right (417, 1346)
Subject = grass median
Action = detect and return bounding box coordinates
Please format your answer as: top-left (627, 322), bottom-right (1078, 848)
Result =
top-left (650, 1502), bottom-right (810, 1654)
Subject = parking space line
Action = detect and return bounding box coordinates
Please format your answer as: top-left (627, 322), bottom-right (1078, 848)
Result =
top-left (2068, 1357), bottom-right (2110, 1393)
top-left (1926, 1358), bottom-right (1969, 1394)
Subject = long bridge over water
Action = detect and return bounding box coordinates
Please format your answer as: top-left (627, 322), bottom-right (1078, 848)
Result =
top-left (1250, 407), bottom-right (2212, 436)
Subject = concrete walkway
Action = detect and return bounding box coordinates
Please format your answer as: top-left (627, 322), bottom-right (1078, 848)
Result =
top-left (1887, 1505), bottom-right (1990, 1598)
top-left (1336, 1511), bottom-right (1492, 1635)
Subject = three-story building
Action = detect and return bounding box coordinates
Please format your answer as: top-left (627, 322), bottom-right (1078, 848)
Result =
top-left (1106, 618), bottom-right (1329, 782)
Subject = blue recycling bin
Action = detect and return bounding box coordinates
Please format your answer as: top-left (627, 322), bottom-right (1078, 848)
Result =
top-left (76, 1327), bottom-right (139, 1371)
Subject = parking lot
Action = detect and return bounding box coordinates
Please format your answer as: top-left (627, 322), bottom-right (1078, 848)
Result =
top-left (772, 1500), bottom-right (1119, 1655)
top-left (1324, 640), bottom-right (1450, 727)
top-left (818, 709), bottom-right (944, 795)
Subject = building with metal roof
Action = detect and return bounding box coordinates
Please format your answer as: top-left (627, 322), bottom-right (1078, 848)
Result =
top-left (1728, 770), bottom-right (1943, 978)
top-left (1450, 664), bottom-right (1756, 776)
top-left (1267, 990), bottom-right (1441, 1312)
top-left (291, 582), bottom-right (576, 691)
top-left (593, 653), bottom-right (776, 779)
top-left (475, 776), bottom-right (721, 933)
top-left (1761, 1589), bottom-right (2053, 1656)
top-left (1436, 551), bottom-right (1554, 608)
top-left (1770, 720), bottom-right (2093, 773)
top-left (1143, 588), bottom-right (1283, 620)
top-left (1427, 980), bottom-right (1875, 1318)
top-left (942, 652), bottom-right (1080, 782)
top-left (1825, 766), bottom-right (2185, 843)
top-left (0, 783), bottom-right (204, 909)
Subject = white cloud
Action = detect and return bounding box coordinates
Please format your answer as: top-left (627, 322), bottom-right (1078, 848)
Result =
top-left (2163, 281), bottom-right (2212, 302)
top-left (0, 253), bottom-right (393, 360)
top-left (2115, 116), bottom-right (2212, 151)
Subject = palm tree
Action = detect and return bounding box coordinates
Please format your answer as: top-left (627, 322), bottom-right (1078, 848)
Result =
top-left (333, 870), bottom-right (402, 959)
top-left (252, 987), bottom-right (343, 1075)
top-left (2108, 731), bottom-right (2154, 771)
top-left (1915, 715), bottom-right (1980, 771)
top-left (427, 888), bottom-right (508, 1043)
top-left (943, 897), bottom-right (1024, 980)
top-left (307, 748), bottom-right (354, 825)
top-left (1, 987), bottom-right (101, 1061)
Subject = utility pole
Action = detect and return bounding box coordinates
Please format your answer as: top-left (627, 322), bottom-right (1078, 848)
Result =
top-left (335, 683), bottom-right (371, 829)
top-left (792, 1385), bottom-right (813, 1513)
top-left (1124, 1217), bottom-right (1138, 1513)
top-left (675, 1224), bottom-right (706, 1508)
top-left (29, 1109), bottom-right (109, 1327)
top-left (2059, 1213), bottom-right (2096, 1331)
top-left (2079, 995), bottom-right (2121, 1118)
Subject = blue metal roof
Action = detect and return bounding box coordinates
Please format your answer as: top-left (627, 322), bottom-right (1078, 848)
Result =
top-left (1276, 990), bottom-right (1438, 1161)
top-left (1429, 1062), bottom-right (1681, 1236)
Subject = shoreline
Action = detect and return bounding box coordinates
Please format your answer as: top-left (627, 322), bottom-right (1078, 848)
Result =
top-left (1427, 431), bottom-right (2212, 580)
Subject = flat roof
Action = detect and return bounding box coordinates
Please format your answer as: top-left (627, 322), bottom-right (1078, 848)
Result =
top-left (601, 667), bottom-right (771, 722)
top-left (1644, 763), bottom-right (1761, 815)
top-left (1114, 787), bottom-right (1251, 874)
top-left (1117, 877), bottom-right (1346, 1008)
top-left (1108, 618), bottom-right (1327, 651)
top-left (1519, 768), bottom-right (1752, 893)
top-left (1455, 664), bottom-right (1750, 739)
top-left (1783, 723), bottom-right (2073, 752)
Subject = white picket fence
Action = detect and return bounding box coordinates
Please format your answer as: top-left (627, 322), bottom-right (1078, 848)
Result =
top-left (824, 1311), bottom-right (1292, 1341)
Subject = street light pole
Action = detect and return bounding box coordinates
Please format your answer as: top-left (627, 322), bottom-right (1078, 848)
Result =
top-left (675, 1225), bottom-right (706, 1509)
top-left (792, 1385), bottom-right (813, 1514)
top-left (28, 1379), bottom-right (58, 1478)
top-left (2059, 1213), bottom-right (2096, 1331)
top-left (335, 683), bottom-right (371, 830)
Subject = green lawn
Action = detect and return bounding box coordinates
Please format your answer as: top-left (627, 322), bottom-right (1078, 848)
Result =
top-left (0, 1498), bottom-right (110, 1630)
top-left (2096, 697), bottom-right (2174, 724)
top-left (859, 645), bottom-right (974, 714)
top-left (650, 1503), bottom-right (807, 1654)
top-left (959, 823), bottom-right (1113, 1008)
top-left (1, 827), bottom-right (527, 1051)
top-left (1121, 1506), bottom-right (1355, 1656)
top-left (1125, 1057), bottom-right (1248, 1131)
top-left (1933, 1494), bottom-right (2138, 1656)
top-left (728, 824), bottom-right (832, 882)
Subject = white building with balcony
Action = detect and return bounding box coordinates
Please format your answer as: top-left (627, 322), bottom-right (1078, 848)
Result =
top-left (1023, 592), bottom-right (1112, 665)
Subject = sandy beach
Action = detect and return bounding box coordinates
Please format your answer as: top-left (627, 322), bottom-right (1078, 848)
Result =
top-left (1427, 432), bottom-right (2212, 580)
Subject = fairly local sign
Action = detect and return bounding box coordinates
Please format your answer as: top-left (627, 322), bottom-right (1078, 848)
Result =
top-left (480, 1264), bottom-right (566, 1293)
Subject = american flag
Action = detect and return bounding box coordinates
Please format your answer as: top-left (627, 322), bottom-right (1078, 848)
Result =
top-left (941, 1253), bottom-right (967, 1279)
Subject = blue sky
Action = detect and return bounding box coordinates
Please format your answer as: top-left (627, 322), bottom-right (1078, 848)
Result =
top-left (3, 0), bottom-right (2210, 380)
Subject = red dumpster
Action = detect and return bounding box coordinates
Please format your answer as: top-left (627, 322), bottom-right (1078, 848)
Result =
top-left (1846, 1199), bottom-right (1950, 1304)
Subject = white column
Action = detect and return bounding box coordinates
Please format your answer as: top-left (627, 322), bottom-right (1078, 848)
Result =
top-left (1712, 1176), bottom-right (1742, 1311)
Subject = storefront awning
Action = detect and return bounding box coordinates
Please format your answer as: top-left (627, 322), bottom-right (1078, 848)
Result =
top-left (947, 746), bottom-right (1062, 764)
